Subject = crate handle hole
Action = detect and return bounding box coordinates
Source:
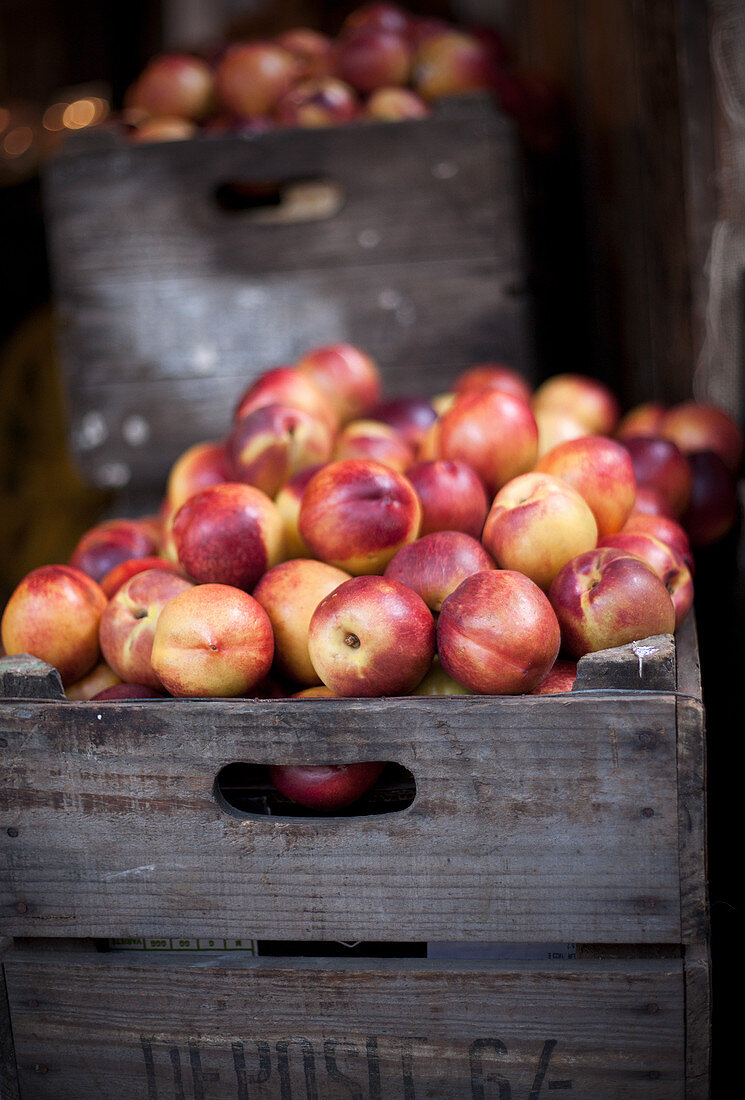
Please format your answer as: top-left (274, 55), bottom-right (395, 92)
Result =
top-left (214, 760), bottom-right (415, 819)
top-left (213, 177), bottom-right (345, 223)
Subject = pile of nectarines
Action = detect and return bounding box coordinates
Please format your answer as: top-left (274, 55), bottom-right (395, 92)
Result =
top-left (111, 3), bottom-right (552, 143)
top-left (2, 342), bottom-right (741, 809)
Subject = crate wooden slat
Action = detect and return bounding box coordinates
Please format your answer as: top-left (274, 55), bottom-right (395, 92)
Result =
top-left (0, 668), bottom-right (691, 944)
top-left (0, 620), bottom-right (702, 947)
top-left (4, 948), bottom-right (689, 1099)
top-left (43, 95), bottom-right (532, 497)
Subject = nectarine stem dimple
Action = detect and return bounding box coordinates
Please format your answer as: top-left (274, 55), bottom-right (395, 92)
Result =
top-left (345, 633), bottom-right (361, 649)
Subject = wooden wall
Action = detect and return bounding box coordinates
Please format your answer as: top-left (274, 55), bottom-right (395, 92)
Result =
top-left (505, 0), bottom-right (725, 414)
top-left (700, 0), bottom-right (745, 424)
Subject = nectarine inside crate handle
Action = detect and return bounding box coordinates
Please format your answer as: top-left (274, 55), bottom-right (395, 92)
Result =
top-left (213, 176), bottom-right (345, 223)
top-left (213, 760), bottom-right (415, 818)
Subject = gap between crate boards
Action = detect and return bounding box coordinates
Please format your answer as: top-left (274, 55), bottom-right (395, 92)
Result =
top-left (0, 937), bottom-right (690, 961)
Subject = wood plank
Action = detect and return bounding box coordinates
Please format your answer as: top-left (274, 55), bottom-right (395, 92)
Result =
top-left (674, 613), bottom-right (701, 702)
top-left (55, 260), bottom-right (531, 493)
top-left (0, 692), bottom-right (681, 942)
top-left (675, 689), bottom-right (705, 935)
top-left (561, 0), bottom-right (652, 406)
top-left (47, 98), bottom-right (519, 281)
top-left (684, 942), bottom-right (711, 1099)
top-left (506, 0), bottom-right (598, 382)
top-left (55, 259), bottom-right (527, 389)
top-left (675, 617), bottom-right (707, 945)
top-left (4, 950), bottom-right (687, 1099)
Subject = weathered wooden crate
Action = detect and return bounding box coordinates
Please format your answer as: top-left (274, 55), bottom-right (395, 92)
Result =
top-left (13, 65), bottom-right (709, 1099)
top-left (42, 94), bottom-right (532, 501)
top-left (0, 616), bottom-right (709, 1096)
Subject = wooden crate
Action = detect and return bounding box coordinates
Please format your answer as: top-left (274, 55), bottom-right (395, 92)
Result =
top-left (1, 947), bottom-right (706, 1099)
top-left (0, 617), bottom-right (709, 1096)
top-left (12, 61), bottom-right (709, 1098)
top-left (42, 95), bottom-right (532, 501)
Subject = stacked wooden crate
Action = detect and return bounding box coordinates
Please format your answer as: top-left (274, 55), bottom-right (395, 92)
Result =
top-left (42, 95), bottom-right (531, 507)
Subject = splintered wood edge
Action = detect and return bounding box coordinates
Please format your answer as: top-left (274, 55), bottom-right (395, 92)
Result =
top-left (573, 633), bottom-right (676, 692)
top-left (0, 947), bottom-right (691, 1097)
top-left (0, 655), bottom-right (65, 700)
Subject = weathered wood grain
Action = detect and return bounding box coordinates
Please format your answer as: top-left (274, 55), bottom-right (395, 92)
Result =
top-left (0, 631), bottom-right (708, 1093)
top-left (674, 612), bottom-right (701, 702)
top-left (43, 96), bottom-right (533, 495)
top-left (0, 638), bottom-right (699, 946)
top-left (49, 104), bottom-right (518, 280)
top-left (0, 658), bottom-right (64, 702)
top-left (4, 948), bottom-right (687, 1099)
top-left (675, 616), bottom-right (707, 946)
top-left (0, 689), bottom-right (681, 943)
